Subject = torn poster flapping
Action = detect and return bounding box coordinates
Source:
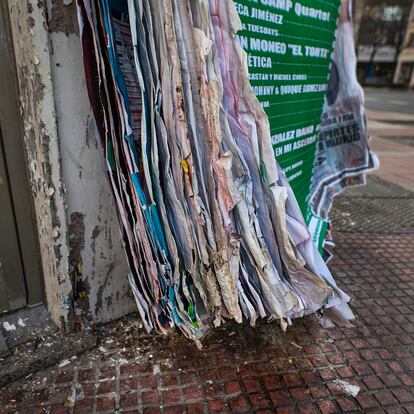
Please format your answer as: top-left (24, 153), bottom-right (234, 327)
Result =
top-left (76, 0), bottom-right (353, 342)
top-left (308, 0), bottom-right (379, 250)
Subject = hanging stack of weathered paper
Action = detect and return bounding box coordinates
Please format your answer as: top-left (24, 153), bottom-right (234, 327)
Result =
top-left (76, 0), bottom-right (353, 343)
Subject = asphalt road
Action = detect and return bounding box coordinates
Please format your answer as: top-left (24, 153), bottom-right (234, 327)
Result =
top-left (364, 87), bottom-right (414, 115)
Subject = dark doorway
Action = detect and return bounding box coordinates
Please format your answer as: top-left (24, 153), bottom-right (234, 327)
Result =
top-left (0, 3), bottom-right (44, 313)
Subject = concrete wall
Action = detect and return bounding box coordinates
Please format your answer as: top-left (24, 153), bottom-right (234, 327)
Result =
top-left (7, 0), bottom-right (135, 328)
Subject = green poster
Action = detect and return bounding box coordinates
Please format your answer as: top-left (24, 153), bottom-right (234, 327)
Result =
top-left (236, 0), bottom-right (341, 247)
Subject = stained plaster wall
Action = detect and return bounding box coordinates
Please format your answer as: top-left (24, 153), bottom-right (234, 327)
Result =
top-left (6, 0), bottom-right (134, 328)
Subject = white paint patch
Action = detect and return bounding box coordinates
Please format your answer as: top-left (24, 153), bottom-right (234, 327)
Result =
top-left (3, 322), bottom-right (16, 331)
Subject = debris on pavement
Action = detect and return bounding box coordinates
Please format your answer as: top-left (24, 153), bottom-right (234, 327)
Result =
top-left (58, 359), bottom-right (71, 369)
top-left (65, 383), bottom-right (84, 408)
top-left (17, 318), bottom-right (27, 328)
top-left (334, 379), bottom-right (361, 398)
top-left (2, 173), bottom-right (412, 412)
top-left (3, 322), bottom-right (16, 332)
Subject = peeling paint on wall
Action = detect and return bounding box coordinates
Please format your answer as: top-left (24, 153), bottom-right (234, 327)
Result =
top-left (68, 212), bottom-right (85, 265)
top-left (6, 0), bottom-right (134, 329)
top-left (6, 0), bottom-right (72, 329)
top-left (46, 2), bottom-right (134, 323)
top-left (68, 211), bottom-right (90, 322)
top-left (48, 0), bottom-right (78, 37)
top-left (95, 262), bottom-right (114, 318)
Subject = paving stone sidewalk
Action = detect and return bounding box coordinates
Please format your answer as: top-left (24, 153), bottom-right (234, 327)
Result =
top-left (1, 122), bottom-right (414, 413)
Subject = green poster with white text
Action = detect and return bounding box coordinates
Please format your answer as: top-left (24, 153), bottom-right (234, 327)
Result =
top-left (236, 0), bottom-right (341, 249)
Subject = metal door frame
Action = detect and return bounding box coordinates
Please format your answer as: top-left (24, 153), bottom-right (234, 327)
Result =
top-left (0, 3), bottom-right (44, 309)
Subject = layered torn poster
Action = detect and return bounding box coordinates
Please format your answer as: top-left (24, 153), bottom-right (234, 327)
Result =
top-left (235, 0), bottom-right (378, 253)
top-left (76, 0), bottom-right (373, 342)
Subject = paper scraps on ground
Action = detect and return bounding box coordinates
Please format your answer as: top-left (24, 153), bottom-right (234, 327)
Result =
top-left (334, 379), bottom-right (361, 398)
